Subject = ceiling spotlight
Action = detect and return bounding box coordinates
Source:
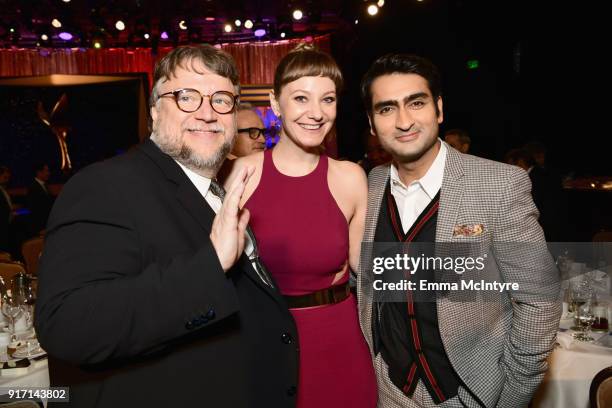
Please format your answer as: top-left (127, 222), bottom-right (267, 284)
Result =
top-left (160, 31), bottom-right (169, 39)
top-left (62, 0), bottom-right (71, 2)
top-left (280, 32), bottom-right (286, 38)
top-left (367, 5), bottom-right (379, 15)
top-left (51, 18), bottom-right (62, 28)
top-left (355, 19), bottom-right (359, 24)
top-left (9, 28), bottom-right (15, 33)
top-left (254, 27), bottom-right (266, 37)
top-left (224, 23), bottom-right (232, 33)
top-left (144, 33), bottom-right (150, 39)
top-left (41, 34), bottom-right (49, 41)
top-left (292, 9), bottom-right (303, 20)
top-left (244, 19), bottom-right (253, 29)
top-left (377, 0), bottom-right (385, 6)
top-left (115, 20), bottom-right (125, 31)
top-left (94, 41), bottom-right (102, 49)
top-left (235, 19), bottom-right (241, 27)
top-left (58, 31), bottom-right (73, 40)
top-left (179, 20), bottom-right (187, 30)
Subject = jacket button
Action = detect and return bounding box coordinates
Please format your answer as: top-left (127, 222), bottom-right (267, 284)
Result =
top-left (206, 308), bottom-right (215, 320)
top-left (281, 332), bottom-right (293, 344)
top-left (287, 386), bottom-right (297, 396)
top-left (185, 321), bottom-right (194, 330)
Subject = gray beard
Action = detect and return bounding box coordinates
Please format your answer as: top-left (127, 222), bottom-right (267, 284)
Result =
top-left (151, 130), bottom-right (233, 175)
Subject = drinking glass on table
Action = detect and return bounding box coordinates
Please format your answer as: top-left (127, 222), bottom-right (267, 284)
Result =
top-left (1, 292), bottom-right (25, 342)
top-left (570, 279), bottom-right (596, 341)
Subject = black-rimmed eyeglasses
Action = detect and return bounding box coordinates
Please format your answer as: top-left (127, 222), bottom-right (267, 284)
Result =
top-left (158, 88), bottom-right (239, 114)
top-left (237, 127), bottom-right (268, 140)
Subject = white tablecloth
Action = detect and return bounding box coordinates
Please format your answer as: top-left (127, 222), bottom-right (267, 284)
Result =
top-left (0, 359), bottom-right (50, 406)
top-left (533, 330), bottom-right (612, 408)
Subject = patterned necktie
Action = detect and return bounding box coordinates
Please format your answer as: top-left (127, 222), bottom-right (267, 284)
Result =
top-left (209, 180), bottom-right (274, 288)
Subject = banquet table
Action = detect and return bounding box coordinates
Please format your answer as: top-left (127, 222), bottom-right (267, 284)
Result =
top-left (0, 357), bottom-right (50, 405)
top-left (532, 319), bottom-right (612, 408)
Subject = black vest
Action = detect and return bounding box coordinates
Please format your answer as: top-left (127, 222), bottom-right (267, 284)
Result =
top-left (374, 183), bottom-right (462, 404)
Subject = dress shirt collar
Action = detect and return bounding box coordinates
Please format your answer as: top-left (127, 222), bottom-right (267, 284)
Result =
top-left (175, 161), bottom-right (212, 199)
top-left (389, 139), bottom-right (447, 199)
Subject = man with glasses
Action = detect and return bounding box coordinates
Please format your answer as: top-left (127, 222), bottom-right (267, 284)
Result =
top-left (233, 103), bottom-right (266, 158)
top-left (36, 45), bottom-right (298, 408)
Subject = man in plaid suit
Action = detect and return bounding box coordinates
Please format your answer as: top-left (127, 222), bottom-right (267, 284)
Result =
top-left (357, 54), bottom-right (560, 407)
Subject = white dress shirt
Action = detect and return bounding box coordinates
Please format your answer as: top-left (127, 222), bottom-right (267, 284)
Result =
top-left (389, 141), bottom-right (447, 233)
top-left (175, 161), bottom-right (255, 258)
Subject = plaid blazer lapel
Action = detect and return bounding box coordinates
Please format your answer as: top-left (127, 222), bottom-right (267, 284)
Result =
top-left (436, 145), bottom-right (465, 242)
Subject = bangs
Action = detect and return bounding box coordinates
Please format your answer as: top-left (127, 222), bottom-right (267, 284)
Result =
top-left (274, 49), bottom-right (343, 94)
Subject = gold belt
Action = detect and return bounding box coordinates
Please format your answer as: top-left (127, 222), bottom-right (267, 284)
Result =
top-left (284, 282), bottom-right (350, 309)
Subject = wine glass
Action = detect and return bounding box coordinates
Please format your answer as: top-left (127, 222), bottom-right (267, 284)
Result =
top-left (1, 292), bottom-right (24, 342)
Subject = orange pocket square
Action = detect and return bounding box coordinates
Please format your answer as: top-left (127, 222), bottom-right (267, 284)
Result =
top-left (453, 224), bottom-right (485, 237)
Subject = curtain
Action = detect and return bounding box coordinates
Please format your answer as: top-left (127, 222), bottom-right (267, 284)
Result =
top-left (0, 35), bottom-right (331, 87)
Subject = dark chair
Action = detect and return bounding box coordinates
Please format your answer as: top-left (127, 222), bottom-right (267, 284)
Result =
top-left (590, 366), bottom-right (612, 408)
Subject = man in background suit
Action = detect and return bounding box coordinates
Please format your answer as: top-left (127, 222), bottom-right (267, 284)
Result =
top-left (36, 45), bottom-right (298, 407)
top-left (26, 162), bottom-right (53, 235)
top-left (357, 54), bottom-right (560, 407)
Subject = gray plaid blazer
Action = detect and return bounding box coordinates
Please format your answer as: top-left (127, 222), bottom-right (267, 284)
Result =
top-left (357, 143), bottom-right (561, 408)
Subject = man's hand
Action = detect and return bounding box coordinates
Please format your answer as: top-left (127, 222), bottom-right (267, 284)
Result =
top-left (210, 166), bottom-right (254, 272)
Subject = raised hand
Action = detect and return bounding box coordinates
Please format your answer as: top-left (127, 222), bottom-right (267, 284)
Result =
top-left (210, 166), bottom-right (254, 271)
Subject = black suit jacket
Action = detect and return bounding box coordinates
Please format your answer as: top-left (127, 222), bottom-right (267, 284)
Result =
top-left (26, 179), bottom-right (53, 234)
top-left (35, 140), bottom-right (299, 407)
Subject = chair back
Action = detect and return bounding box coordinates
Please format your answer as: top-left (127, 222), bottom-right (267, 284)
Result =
top-left (0, 251), bottom-right (11, 262)
top-left (590, 366), bottom-right (612, 408)
top-left (21, 237), bottom-right (44, 276)
top-left (0, 261), bottom-right (26, 283)
top-left (593, 230), bottom-right (612, 242)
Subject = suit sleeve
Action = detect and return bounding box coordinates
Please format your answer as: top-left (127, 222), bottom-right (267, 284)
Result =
top-left (493, 167), bottom-right (561, 407)
top-left (35, 166), bottom-right (241, 365)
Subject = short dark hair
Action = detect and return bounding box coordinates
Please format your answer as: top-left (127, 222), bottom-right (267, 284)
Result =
top-left (32, 162), bottom-right (48, 174)
top-left (504, 148), bottom-right (534, 167)
top-left (361, 54), bottom-right (442, 115)
top-left (150, 44), bottom-right (240, 107)
top-left (444, 128), bottom-right (471, 144)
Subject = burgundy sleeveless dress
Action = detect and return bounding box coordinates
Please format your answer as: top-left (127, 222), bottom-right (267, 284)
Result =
top-left (245, 148), bottom-right (377, 407)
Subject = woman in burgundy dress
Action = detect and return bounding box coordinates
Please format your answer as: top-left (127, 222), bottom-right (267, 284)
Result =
top-left (227, 44), bottom-right (377, 407)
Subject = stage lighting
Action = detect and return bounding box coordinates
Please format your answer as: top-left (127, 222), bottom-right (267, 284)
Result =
top-left (179, 20), bottom-right (187, 30)
top-left (292, 10), bottom-right (303, 20)
top-left (51, 19), bottom-right (62, 28)
top-left (244, 19), bottom-right (253, 29)
top-left (224, 24), bottom-right (232, 33)
top-left (367, 5), bottom-right (379, 16)
top-left (115, 20), bottom-right (125, 31)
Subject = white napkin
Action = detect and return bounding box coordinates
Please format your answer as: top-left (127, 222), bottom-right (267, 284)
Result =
top-left (556, 330), bottom-right (575, 349)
